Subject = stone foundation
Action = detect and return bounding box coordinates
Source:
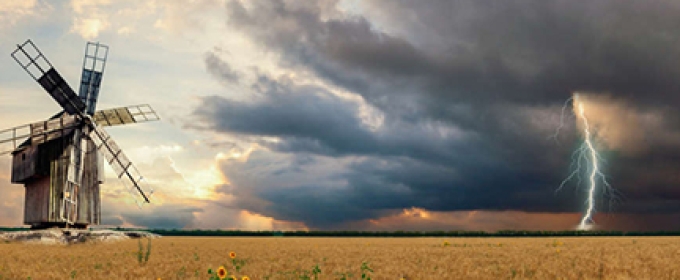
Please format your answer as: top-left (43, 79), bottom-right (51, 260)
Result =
top-left (0, 228), bottom-right (161, 245)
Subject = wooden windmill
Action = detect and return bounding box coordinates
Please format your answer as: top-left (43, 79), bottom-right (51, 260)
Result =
top-left (0, 40), bottom-right (159, 229)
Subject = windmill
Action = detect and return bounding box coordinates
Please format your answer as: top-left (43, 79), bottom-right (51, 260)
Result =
top-left (0, 40), bottom-right (159, 229)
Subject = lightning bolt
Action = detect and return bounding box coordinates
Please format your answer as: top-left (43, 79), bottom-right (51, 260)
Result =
top-left (549, 96), bottom-right (574, 144)
top-left (555, 93), bottom-right (614, 230)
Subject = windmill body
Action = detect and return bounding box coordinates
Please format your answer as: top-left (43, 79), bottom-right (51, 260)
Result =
top-left (0, 40), bottom-right (159, 229)
top-left (11, 131), bottom-right (102, 228)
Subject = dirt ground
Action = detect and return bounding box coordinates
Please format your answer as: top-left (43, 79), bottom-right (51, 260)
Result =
top-left (0, 236), bottom-right (678, 279)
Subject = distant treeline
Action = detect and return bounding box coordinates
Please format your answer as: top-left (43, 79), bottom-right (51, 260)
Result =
top-left (2, 227), bottom-right (680, 237)
top-left (116, 228), bottom-right (680, 237)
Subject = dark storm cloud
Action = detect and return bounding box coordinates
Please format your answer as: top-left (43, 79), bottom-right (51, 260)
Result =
top-left (204, 50), bottom-right (241, 84)
top-left (225, 0), bottom-right (680, 110)
top-left (193, 72), bottom-right (579, 227)
top-left (190, 0), bottom-right (680, 230)
top-left (215, 150), bottom-right (582, 228)
top-left (193, 74), bottom-right (373, 153)
top-left (192, 73), bottom-right (488, 164)
top-left (122, 205), bottom-right (203, 229)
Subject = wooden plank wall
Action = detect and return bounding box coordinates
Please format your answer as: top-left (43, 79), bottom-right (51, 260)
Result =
top-left (20, 133), bottom-right (102, 227)
top-left (11, 145), bottom-right (38, 183)
top-left (47, 137), bottom-right (69, 223)
top-left (23, 176), bottom-right (49, 224)
top-left (22, 136), bottom-right (68, 225)
top-left (76, 139), bottom-right (100, 225)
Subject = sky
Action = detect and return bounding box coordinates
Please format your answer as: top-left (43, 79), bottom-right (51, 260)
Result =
top-left (1, 0), bottom-right (680, 231)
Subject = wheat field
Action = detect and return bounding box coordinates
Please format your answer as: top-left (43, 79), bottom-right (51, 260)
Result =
top-left (0, 236), bottom-right (678, 279)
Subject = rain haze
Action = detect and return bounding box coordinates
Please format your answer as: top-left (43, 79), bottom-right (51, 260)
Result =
top-left (2, 0), bottom-right (680, 231)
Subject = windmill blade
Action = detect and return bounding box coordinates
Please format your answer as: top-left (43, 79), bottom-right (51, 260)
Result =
top-left (78, 42), bottom-right (109, 115)
top-left (0, 111), bottom-right (72, 155)
top-left (11, 40), bottom-right (86, 115)
top-left (93, 104), bottom-right (160, 127)
top-left (88, 124), bottom-right (153, 206)
top-left (0, 124), bottom-right (31, 155)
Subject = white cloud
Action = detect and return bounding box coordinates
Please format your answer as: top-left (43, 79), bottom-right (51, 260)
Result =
top-left (70, 17), bottom-right (110, 39)
top-left (127, 144), bottom-right (184, 165)
top-left (116, 26), bottom-right (133, 35)
top-left (69, 0), bottom-right (114, 40)
top-left (70, 0), bottom-right (111, 14)
top-left (0, 0), bottom-right (58, 33)
top-left (148, 0), bottom-right (222, 34)
top-left (0, 0), bottom-right (38, 28)
top-left (0, 0), bottom-right (37, 12)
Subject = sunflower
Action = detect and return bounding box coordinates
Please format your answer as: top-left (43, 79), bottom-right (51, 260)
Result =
top-left (242, 276), bottom-right (250, 280)
top-left (229, 251), bottom-right (236, 259)
top-left (217, 266), bottom-right (227, 279)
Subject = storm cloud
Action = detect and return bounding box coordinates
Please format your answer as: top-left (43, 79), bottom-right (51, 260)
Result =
top-left (191, 0), bottom-right (680, 230)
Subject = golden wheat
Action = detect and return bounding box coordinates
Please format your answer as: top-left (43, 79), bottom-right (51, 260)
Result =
top-left (0, 237), bottom-right (678, 279)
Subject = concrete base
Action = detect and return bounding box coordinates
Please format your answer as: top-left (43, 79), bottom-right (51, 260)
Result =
top-left (0, 228), bottom-right (160, 245)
